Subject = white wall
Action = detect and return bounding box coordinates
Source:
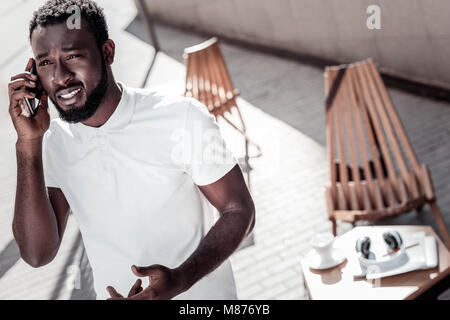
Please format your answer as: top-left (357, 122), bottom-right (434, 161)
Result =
top-left (138, 0), bottom-right (450, 90)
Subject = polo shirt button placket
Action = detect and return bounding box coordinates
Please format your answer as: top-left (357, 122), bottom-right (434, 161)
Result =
top-left (98, 133), bottom-right (114, 186)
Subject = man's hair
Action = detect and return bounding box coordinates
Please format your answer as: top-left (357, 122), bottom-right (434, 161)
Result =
top-left (29, 0), bottom-right (109, 48)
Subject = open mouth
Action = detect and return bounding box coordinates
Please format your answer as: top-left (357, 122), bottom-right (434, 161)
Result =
top-left (60, 88), bottom-right (81, 99)
top-left (56, 86), bottom-right (84, 107)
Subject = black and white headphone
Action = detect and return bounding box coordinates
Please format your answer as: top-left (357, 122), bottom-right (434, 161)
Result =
top-left (355, 231), bottom-right (403, 260)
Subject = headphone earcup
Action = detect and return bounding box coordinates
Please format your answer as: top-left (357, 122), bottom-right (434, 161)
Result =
top-left (383, 231), bottom-right (403, 250)
top-left (356, 236), bottom-right (371, 259)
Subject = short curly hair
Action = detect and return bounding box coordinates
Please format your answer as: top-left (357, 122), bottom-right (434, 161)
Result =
top-left (29, 0), bottom-right (109, 48)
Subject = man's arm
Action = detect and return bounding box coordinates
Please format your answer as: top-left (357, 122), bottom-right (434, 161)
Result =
top-left (174, 164), bottom-right (255, 291)
top-left (13, 139), bottom-right (70, 268)
top-left (9, 60), bottom-right (70, 268)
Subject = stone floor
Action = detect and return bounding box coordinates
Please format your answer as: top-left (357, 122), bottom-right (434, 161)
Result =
top-left (0, 0), bottom-right (449, 300)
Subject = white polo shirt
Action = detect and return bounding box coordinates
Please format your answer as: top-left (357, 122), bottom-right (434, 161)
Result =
top-left (42, 83), bottom-right (239, 300)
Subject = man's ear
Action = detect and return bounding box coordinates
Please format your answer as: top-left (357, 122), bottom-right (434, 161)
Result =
top-left (102, 39), bottom-right (115, 66)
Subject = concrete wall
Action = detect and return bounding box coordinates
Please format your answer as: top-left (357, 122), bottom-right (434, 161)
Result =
top-left (137, 0), bottom-right (450, 90)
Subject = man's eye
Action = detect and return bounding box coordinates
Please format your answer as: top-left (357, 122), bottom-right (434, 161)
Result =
top-left (39, 60), bottom-right (51, 67)
top-left (67, 54), bottom-right (81, 60)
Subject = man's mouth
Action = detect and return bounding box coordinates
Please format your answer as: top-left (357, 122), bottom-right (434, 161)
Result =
top-left (56, 85), bottom-right (84, 106)
top-left (60, 88), bottom-right (81, 99)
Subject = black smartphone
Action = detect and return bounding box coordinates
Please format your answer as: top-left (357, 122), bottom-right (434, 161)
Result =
top-left (25, 60), bottom-right (43, 117)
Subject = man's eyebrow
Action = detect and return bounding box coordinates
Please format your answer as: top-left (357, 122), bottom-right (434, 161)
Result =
top-left (36, 47), bottom-right (84, 60)
top-left (36, 52), bottom-right (48, 60)
top-left (62, 46), bottom-right (84, 52)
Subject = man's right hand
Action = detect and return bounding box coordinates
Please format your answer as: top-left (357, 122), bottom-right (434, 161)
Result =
top-left (8, 58), bottom-right (50, 143)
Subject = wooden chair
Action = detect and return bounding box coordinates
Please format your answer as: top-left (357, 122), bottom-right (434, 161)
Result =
top-left (324, 59), bottom-right (450, 248)
top-left (183, 37), bottom-right (262, 187)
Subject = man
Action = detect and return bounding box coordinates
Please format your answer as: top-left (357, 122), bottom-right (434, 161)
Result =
top-left (8, 0), bottom-right (254, 300)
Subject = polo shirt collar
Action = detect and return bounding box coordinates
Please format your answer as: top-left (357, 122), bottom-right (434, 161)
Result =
top-left (69, 82), bottom-right (134, 140)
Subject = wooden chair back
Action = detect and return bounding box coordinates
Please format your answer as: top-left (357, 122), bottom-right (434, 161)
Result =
top-left (324, 59), bottom-right (430, 216)
top-left (184, 37), bottom-right (240, 120)
top-left (183, 37), bottom-right (262, 187)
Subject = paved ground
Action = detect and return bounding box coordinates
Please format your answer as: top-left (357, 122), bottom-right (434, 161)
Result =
top-left (0, 0), bottom-right (449, 300)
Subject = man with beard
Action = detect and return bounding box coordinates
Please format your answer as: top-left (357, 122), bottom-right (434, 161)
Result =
top-left (8, 0), bottom-right (255, 300)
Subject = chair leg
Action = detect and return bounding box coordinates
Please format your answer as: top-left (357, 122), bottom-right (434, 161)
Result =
top-left (415, 204), bottom-right (424, 214)
top-left (429, 201), bottom-right (450, 249)
top-left (330, 218), bottom-right (337, 236)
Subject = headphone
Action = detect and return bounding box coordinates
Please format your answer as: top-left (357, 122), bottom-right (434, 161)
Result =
top-left (355, 231), bottom-right (403, 260)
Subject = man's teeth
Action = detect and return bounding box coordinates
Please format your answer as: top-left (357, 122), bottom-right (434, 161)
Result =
top-left (60, 88), bottom-right (81, 99)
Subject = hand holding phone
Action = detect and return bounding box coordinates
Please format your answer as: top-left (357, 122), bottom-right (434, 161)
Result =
top-left (8, 58), bottom-right (50, 142)
top-left (25, 59), bottom-right (43, 117)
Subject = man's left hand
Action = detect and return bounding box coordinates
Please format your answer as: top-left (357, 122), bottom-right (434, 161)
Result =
top-left (106, 264), bottom-right (187, 300)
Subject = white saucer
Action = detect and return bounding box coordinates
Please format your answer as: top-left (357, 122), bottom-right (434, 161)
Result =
top-left (305, 247), bottom-right (346, 270)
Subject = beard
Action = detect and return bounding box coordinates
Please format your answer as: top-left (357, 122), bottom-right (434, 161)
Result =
top-left (51, 58), bottom-right (109, 124)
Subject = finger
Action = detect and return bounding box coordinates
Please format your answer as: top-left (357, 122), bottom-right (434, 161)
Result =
top-left (9, 99), bottom-right (24, 119)
top-left (25, 58), bottom-right (33, 72)
top-left (35, 92), bottom-right (49, 117)
top-left (106, 286), bottom-right (123, 298)
top-left (9, 90), bottom-right (35, 120)
top-left (127, 279), bottom-right (142, 297)
top-left (132, 265), bottom-right (157, 277)
top-left (126, 289), bottom-right (156, 301)
top-left (10, 73), bottom-right (38, 82)
top-left (10, 88), bottom-right (35, 104)
top-left (8, 79), bottom-right (37, 96)
top-left (39, 91), bottom-right (48, 109)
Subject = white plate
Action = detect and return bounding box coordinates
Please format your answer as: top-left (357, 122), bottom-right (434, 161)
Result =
top-left (305, 247), bottom-right (346, 270)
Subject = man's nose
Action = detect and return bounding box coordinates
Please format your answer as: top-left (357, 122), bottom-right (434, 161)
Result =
top-left (52, 62), bottom-right (74, 87)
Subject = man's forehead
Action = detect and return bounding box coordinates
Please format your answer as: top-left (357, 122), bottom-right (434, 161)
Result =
top-left (31, 20), bottom-right (94, 52)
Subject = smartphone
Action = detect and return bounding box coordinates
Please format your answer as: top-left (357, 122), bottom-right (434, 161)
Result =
top-left (25, 60), bottom-right (43, 117)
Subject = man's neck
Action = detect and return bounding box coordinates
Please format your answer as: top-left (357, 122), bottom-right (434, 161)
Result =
top-left (81, 78), bottom-right (123, 128)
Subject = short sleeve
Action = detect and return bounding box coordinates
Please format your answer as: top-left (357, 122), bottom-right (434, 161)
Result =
top-left (183, 99), bottom-right (237, 186)
top-left (42, 130), bottom-right (60, 188)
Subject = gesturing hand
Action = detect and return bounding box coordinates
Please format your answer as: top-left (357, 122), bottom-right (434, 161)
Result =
top-left (106, 264), bottom-right (187, 300)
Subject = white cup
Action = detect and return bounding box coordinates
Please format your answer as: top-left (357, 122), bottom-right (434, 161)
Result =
top-left (310, 232), bottom-right (335, 261)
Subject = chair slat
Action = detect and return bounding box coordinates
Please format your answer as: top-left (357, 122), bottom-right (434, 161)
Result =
top-left (184, 53), bottom-right (193, 97)
top-left (325, 68), bottom-right (339, 211)
top-left (336, 183), bottom-right (348, 210)
top-left (396, 175), bottom-right (408, 204)
top-left (334, 79), bottom-right (352, 208)
top-left (191, 53), bottom-right (200, 101)
top-left (360, 182), bottom-right (373, 211)
top-left (418, 165), bottom-right (435, 200)
top-left (325, 186), bottom-right (336, 219)
top-left (197, 53), bottom-right (207, 107)
top-left (325, 68), bottom-right (338, 194)
top-left (342, 71), bottom-right (365, 209)
top-left (371, 180), bottom-right (385, 210)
